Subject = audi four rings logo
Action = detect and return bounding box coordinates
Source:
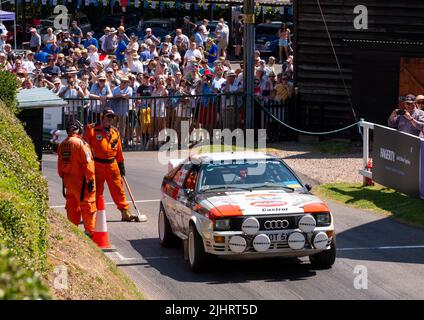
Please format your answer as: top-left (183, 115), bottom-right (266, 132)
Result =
top-left (264, 220), bottom-right (290, 229)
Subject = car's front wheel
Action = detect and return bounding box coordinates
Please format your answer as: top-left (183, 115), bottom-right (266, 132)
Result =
top-left (309, 236), bottom-right (336, 269)
top-left (188, 224), bottom-right (209, 272)
top-left (158, 204), bottom-right (180, 247)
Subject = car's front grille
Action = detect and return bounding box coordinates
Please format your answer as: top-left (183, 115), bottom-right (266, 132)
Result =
top-left (230, 216), bottom-right (301, 231)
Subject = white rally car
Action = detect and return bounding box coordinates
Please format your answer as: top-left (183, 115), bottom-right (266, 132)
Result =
top-left (158, 152), bottom-right (336, 272)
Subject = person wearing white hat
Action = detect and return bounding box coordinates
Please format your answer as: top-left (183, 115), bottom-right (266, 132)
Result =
top-left (144, 28), bottom-right (160, 45)
top-left (103, 27), bottom-right (117, 54)
top-left (129, 52), bottom-right (144, 74)
top-left (28, 28), bottom-right (41, 52)
top-left (416, 95), bottom-right (424, 110)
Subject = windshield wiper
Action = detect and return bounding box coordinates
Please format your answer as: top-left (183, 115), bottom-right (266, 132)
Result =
top-left (254, 182), bottom-right (295, 192)
top-left (201, 185), bottom-right (253, 193)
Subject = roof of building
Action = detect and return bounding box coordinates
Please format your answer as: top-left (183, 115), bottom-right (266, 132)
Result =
top-left (17, 87), bottom-right (67, 109)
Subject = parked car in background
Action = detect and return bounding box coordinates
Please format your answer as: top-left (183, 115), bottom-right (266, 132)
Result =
top-left (255, 21), bottom-right (293, 57)
top-left (159, 152), bottom-right (336, 272)
top-left (126, 18), bottom-right (176, 43)
top-left (92, 13), bottom-right (138, 37)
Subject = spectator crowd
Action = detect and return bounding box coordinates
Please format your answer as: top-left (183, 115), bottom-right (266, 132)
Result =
top-left (0, 16), bottom-right (295, 146)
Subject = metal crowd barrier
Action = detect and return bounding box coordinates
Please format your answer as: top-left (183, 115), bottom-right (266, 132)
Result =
top-left (62, 93), bottom-right (246, 150)
top-left (256, 98), bottom-right (291, 142)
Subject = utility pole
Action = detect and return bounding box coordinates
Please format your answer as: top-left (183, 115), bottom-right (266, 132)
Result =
top-left (243, 0), bottom-right (255, 129)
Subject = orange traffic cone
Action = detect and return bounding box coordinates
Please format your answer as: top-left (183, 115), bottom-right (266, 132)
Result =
top-left (92, 195), bottom-right (116, 252)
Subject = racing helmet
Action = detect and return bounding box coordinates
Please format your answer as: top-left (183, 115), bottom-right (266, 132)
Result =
top-left (66, 120), bottom-right (84, 135)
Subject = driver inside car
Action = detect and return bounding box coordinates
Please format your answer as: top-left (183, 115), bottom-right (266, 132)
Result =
top-left (233, 169), bottom-right (248, 184)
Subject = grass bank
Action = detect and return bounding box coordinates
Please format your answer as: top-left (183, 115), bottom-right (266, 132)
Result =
top-left (46, 210), bottom-right (143, 300)
top-left (315, 183), bottom-right (424, 228)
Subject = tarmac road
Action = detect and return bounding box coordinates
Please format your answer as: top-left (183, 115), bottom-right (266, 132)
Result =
top-left (43, 151), bottom-right (424, 300)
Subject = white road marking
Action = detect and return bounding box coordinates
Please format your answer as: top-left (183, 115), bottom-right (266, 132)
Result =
top-left (111, 251), bottom-right (180, 262)
top-left (50, 199), bottom-right (160, 209)
top-left (338, 245), bottom-right (424, 251)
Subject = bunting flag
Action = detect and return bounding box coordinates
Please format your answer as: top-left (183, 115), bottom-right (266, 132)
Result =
top-left (151, 1), bottom-right (156, 9)
top-left (41, 0), bottom-right (47, 5)
top-left (121, 0), bottom-right (128, 7)
top-left (134, 0), bottom-right (139, 7)
top-left (288, 6), bottom-right (293, 15)
top-left (33, 0), bottom-right (37, 5)
top-left (62, 0), bottom-right (67, 5)
top-left (85, 0), bottom-right (90, 6)
top-left (10, 0), bottom-right (15, 4)
top-left (194, 3), bottom-right (198, 11)
top-left (262, 6), bottom-right (266, 14)
top-left (143, 0), bottom-right (148, 8)
top-left (175, 0), bottom-right (179, 9)
top-left (160, 1), bottom-right (164, 11)
top-left (211, 3), bottom-right (216, 10)
top-left (203, 3), bottom-right (207, 10)
top-left (185, 3), bottom-right (190, 10)
top-left (103, 0), bottom-right (107, 6)
top-left (52, 0), bottom-right (57, 5)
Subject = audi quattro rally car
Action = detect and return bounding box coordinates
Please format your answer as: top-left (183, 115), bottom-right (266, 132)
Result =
top-left (158, 152), bottom-right (336, 272)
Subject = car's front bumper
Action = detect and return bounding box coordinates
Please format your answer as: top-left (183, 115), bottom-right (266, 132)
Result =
top-left (201, 228), bottom-right (334, 259)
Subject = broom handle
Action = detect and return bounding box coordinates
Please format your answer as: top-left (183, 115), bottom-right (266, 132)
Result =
top-left (122, 175), bottom-right (141, 217)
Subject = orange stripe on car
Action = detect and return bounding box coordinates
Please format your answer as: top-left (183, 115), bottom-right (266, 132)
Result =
top-left (209, 205), bottom-right (243, 220)
top-left (303, 202), bottom-right (330, 213)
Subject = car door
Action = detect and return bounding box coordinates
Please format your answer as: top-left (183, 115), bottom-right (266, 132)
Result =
top-left (167, 162), bottom-right (192, 234)
top-left (178, 166), bottom-right (200, 235)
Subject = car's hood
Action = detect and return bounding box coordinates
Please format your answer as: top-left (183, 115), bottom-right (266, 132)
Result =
top-left (198, 190), bottom-right (326, 219)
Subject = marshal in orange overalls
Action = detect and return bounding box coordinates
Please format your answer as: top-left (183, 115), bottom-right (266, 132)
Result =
top-left (58, 134), bottom-right (96, 236)
top-left (84, 122), bottom-right (129, 212)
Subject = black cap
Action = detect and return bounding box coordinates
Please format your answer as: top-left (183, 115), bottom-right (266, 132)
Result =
top-left (66, 120), bottom-right (84, 135)
top-left (102, 108), bottom-right (116, 117)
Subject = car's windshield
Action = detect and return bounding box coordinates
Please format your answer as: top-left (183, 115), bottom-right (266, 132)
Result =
top-left (197, 159), bottom-right (302, 193)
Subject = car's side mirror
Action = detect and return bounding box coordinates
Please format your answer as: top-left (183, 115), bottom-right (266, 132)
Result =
top-left (305, 184), bottom-right (312, 192)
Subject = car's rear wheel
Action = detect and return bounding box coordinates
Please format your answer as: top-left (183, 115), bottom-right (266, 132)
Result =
top-left (309, 236), bottom-right (336, 269)
top-left (158, 204), bottom-right (180, 247)
top-left (188, 224), bottom-right (209, 273)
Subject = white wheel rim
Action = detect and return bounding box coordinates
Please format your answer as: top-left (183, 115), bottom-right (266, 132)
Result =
top-left (188, 231), bottom-right (195, 266)
top-left (159, 210), bottom-right (165, 241)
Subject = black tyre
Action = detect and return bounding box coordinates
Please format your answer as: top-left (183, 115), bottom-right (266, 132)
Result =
top-left (188, 223), bottom-right (209, 273)
top-left (158, 204), bottom-right (180, 247)
top-left (309, 236), bottom-right (336, 269)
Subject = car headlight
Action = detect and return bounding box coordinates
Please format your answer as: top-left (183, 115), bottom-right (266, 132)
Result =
top-left (214, 219), bottom-right (231, 231)
top-left (314, 213), bottom-right (331, 226)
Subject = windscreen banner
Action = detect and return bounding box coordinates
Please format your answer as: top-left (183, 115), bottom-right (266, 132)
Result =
top-left (372, 125), bottom-right (422, 199)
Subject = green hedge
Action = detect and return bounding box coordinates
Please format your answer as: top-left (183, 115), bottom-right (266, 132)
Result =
top-left (0, 71), bottom-right (19, 113)
top-left (0, 241), bottom-right (49, 300)
top-left (0, 96), bottom-right (50, 299)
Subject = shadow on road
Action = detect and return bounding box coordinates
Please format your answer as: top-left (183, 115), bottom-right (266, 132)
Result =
top-left (129, 238), bottom-right (318, 283)
top-left (336, 216), bottom-right (424, 265)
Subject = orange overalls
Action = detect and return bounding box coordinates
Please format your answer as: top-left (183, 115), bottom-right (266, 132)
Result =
top-left (84, 123), bottom-right (129, 211)
top-left (58, 135), bottom-right (96, 235)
